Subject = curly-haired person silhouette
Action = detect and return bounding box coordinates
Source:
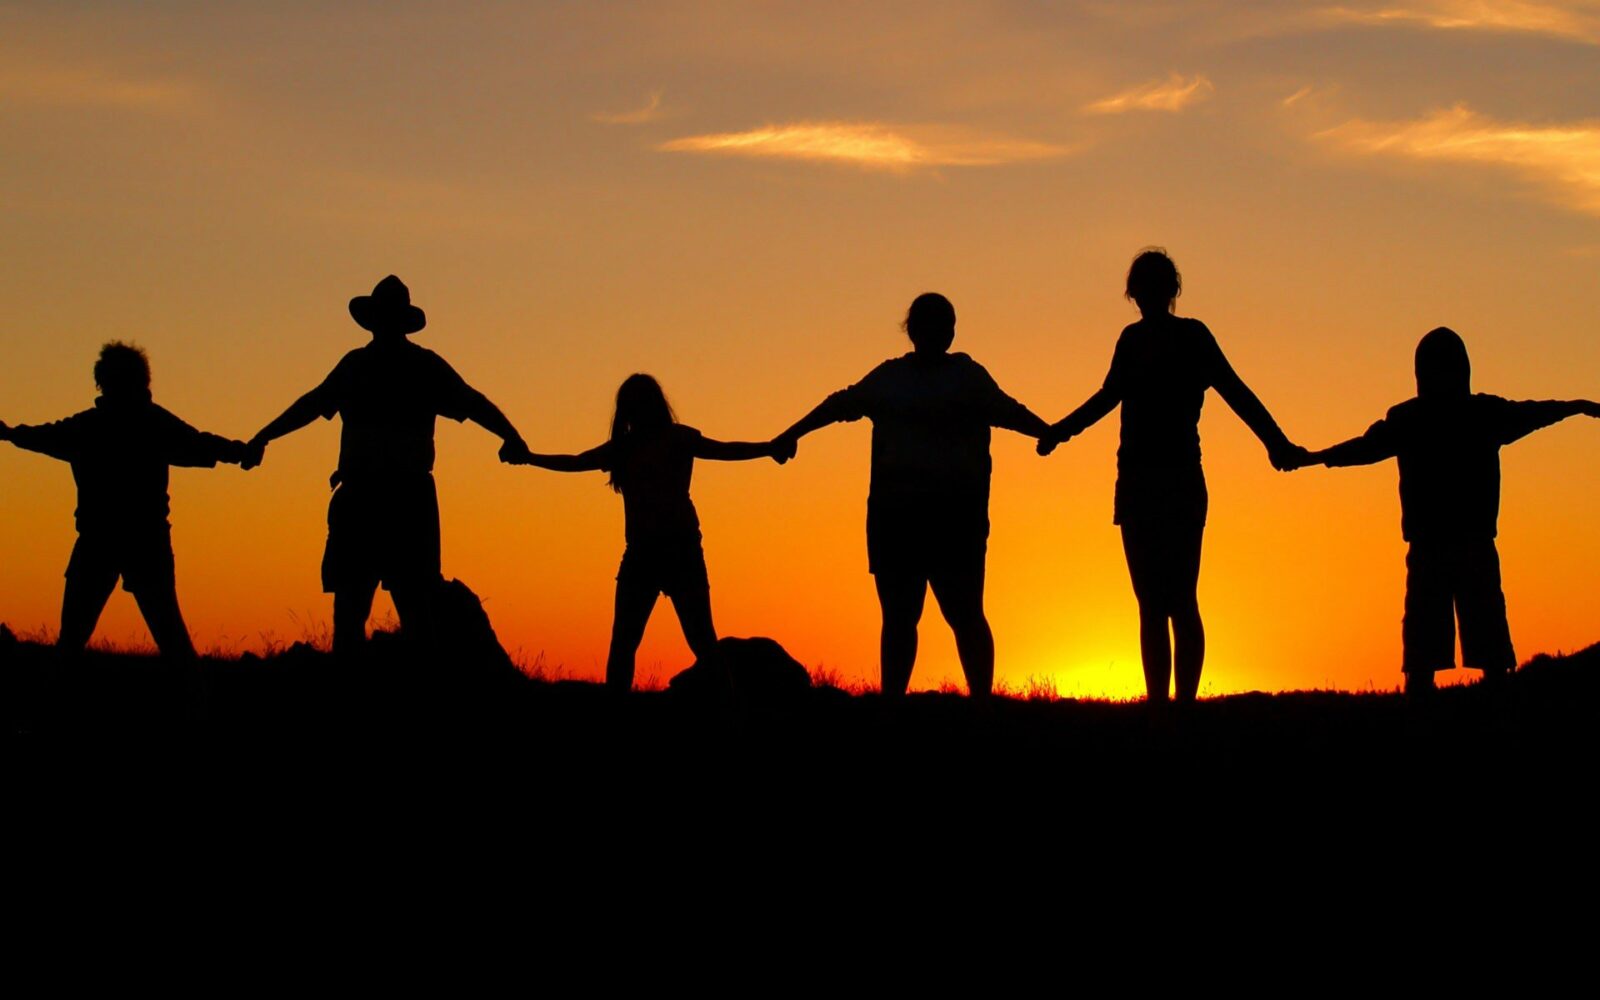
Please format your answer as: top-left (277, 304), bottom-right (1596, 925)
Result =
top-left (0, 342), bottom-right (248, 658)
top-left (505, 374), bottom-right (787, 691)
top-left (1289, 327), bottom-right (1599, 696)
top-left (1038, 250), bottom-right (1304, 704)
top-left (775, 293), bottom-right (1050, 699)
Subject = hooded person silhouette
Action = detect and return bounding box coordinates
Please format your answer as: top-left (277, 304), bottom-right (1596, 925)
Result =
top-left (773, 293), bottom-right (1050, 699)
top-left (244, 276), bottom-right (529, 657)
top-left (1291, 327), bottom-right (1599, 695)
top-left (0, 342), bottom-right (248, 658)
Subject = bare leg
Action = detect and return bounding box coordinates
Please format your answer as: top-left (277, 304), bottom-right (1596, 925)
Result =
top-left (606, 577), bottom-right (659, 692)
top-left (1171, 596), bottom-right (1206, 704)
top-left (333, 583), bottom-right (378, 659)
top-left (929, 569), bottom-right (994, 699)
top-left (874, 573), bottom-right (927, 697)
top-left (1135, 604), bottom-right (1174, 704)
top-left (58, 570), bottom-right (119, 654)
top-left (132, 583), bottom-right (198, 661)
top-left (668, 586), bottom-right (719, 665)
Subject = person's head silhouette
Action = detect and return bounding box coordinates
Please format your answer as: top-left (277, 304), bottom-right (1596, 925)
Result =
top-left (1126, 248), bottom-right (1181, 316)
top-left (1415, 326), bottom-right (1471, 399)
top-left (608, 373), bottom-right (677, 492)
top-left (904, 292), bottom-right (956, 354)
top-left (93, 342), bottom-right (152, 402)
top-left (349, 275), bottom-right (427, 340)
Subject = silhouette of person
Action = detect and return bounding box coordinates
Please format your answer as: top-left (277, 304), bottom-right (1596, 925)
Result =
top-left (0, 342), bottom-right (248, 658)
top-left (773, 293), bottom-right (1049, 699)
top-left (503, 374), bottom-right (787, 691)
top-left (1287, 327), bottom-right (1599, 696)
top-left (243, 275), bottom-right (528, 657)
top-left (1037, 249), bottom-right (1304, 704)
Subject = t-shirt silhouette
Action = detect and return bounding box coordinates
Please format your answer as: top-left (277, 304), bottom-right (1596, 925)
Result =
top-left (1324, 394), bottom-right (1578, 541)
top-left (304, 339), bottom-right (485, 482)
top-left (815, 351), bottom-right (1035, 507)
top-left (6, 394), bottom-right (240, 536)
top-left (593, 424), bottom-right (705, 549)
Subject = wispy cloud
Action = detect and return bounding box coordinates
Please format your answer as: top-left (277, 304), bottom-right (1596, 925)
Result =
top-left (659, 121), bottom-right (1073, 170)
top-left (1319, 2), bottom-right (1600, 44)
top-left (1318, 104), bottom-right (1600, 215)
top-left (1085, 72), bottom-right (1214, 115)
top-left (0, 64), bottom-right (197, 112)
top-left (592, 91), bottom-right (664, 125)
top-left (1282, 85), bottom-right (1316, 108)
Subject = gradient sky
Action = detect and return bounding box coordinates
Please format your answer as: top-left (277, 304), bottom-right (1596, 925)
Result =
top-left (3, 1), bottom-right (1597, 696)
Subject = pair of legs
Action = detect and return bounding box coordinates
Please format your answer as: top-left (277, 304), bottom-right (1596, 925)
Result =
top-left (332, 578), bottom-right (440, 658)
top-left (1120, 519), bottom-right (1205, 704)
top-left (874, 567), bottom-right (993, 698)
top-left (1401, 539), bottom-right (1516, 696)
top-left (58, 534), bottom-right (196, 660)
top-left (606, 543), bottom-right (717, 691)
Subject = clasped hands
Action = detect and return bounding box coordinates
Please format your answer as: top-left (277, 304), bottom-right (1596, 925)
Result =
top-left (1037, 423), bottom-right (1314, 472)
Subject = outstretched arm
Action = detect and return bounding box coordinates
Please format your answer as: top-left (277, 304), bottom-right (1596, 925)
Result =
top-left (1, 414), bottom-right (87, 462)
top-left (245, 390), bottom-right (328, 468)
top-left (1496, 398), bottom-right (1599, 445)
top-left (1210, 353), bottom-right (1304, 471)
top-left (1302, 418), bottom-right (1397, 469)
top-left (696, 437), bottom-right (785, 463)
top-left (1040, 385), bottom-right (1120, 456)
top-left (516, 444), bottom-right (610, 473)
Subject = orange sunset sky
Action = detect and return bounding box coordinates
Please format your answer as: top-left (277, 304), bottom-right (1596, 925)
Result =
top-left (3, 1), bottom-right (1597, 697)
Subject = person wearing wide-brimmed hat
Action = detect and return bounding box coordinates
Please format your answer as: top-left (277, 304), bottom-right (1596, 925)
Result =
top-left (244, 275), bottom-right (528, 657)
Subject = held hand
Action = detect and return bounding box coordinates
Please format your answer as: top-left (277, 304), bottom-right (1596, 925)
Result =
top-left (1581, 400), bottom-right (1600, 418)
top-left (241, 436), bottom-right (267, 471)
top-left (0, 420), bottom-right (10, 442)
top-left (499, 438), bottom-right (533, 465)
top-left (1037, 427), bottom-right (1069, 457)
top-left (1270, 442), bottom-right (1311, 472)
top-left (770, 434), bottom-right (798, 465)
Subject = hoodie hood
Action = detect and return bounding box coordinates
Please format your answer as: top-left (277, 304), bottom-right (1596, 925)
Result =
top-left (1415, 327), bottom-right (1471, 399)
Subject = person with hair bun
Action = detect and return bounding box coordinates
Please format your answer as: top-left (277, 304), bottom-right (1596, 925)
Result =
top-left (775, 293), bottom-right (1051, 699)
top-left (1038, 249), bottom-right (1304, 705)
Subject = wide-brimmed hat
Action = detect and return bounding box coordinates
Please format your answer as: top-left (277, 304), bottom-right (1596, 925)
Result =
top-left (349, 275), bottom-right (426, 335)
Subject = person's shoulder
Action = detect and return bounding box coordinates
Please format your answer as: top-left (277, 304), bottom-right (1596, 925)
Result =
top-left (673, 423), bottom-right (703, 443)
top-left (1385, 397), bottom-right (1422, 422)
top-left (1178, 316), bottom-right (1219, 345)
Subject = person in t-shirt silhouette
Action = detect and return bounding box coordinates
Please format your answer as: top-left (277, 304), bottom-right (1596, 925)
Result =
top-left (1037, 249), bottom-right (1304, 704)
top-left (773, 292), bottom-right (1050, 699)
top-left (503, 373), bottom-right (787, 691)
top-left (243, 275), bottom-right (529, 657)
top-left (1288, 326), bottom-right (1599, 695)
top-left (0, 342), bottom-right (248, 658)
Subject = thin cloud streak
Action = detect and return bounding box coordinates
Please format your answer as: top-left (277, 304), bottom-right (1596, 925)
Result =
top-left (1319, 104), bottom-right (1600, 215)
top-left (592, 91), bottom-right (664, 125)
top-left (1085, 72), bottom-right (1214, 114)
top-left (659, 122), bottom-right (1073, 170)
top-left (1318, 2), bottom-right (1600, 44)
top-left (0, 64), bottom-right (196, 111)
